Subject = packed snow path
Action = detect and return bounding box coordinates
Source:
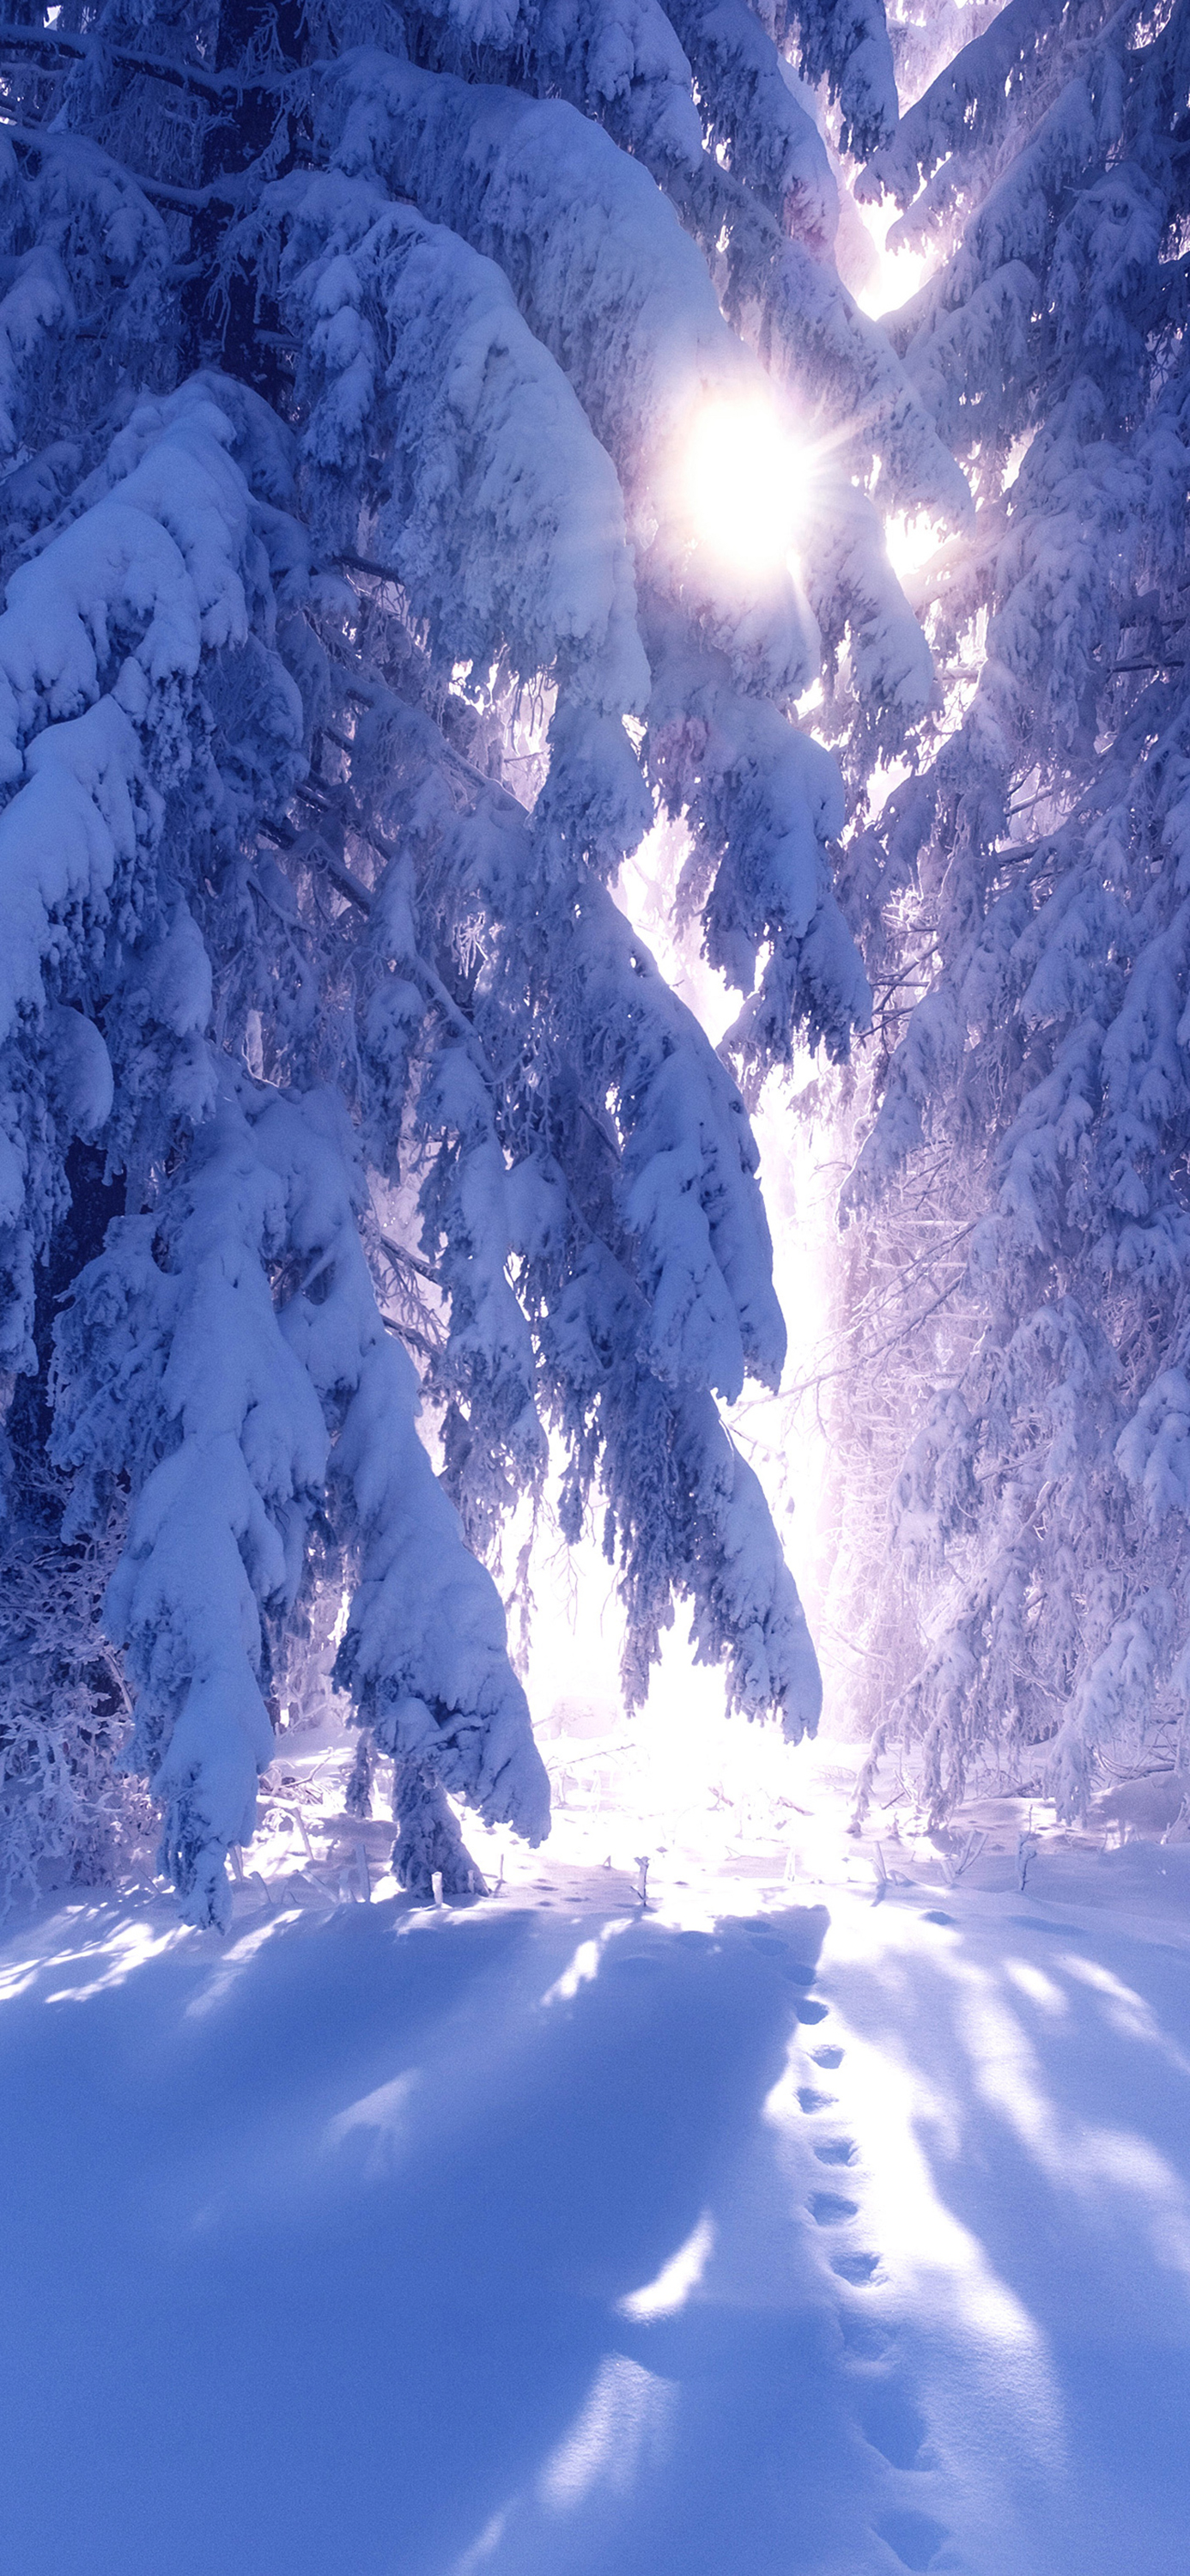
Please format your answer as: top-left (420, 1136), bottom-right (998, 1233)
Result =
top-left (3, 1858), bottom-right (1190, 2575)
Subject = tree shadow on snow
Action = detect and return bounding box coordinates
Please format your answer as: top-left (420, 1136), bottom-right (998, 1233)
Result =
top-left (807, 1892), bottom-right (1190, 2576)
top-left (0, 1891), bottom-right (896, 2576)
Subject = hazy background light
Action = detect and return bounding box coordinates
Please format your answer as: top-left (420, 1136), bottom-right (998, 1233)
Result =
top-left (848, 200), bottom-right (934, 320)
top-left (683, 395), bottom-right (806, 574)
top-left (883, 509), bottom-right (944, 586)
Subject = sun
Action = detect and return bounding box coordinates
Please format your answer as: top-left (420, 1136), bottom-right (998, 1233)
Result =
top-left (682, 395), bottom-right (808, 576)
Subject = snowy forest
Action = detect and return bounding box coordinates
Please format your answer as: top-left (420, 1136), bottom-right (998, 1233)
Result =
top-left (2, 0), bottom-right (1190, 1921)
top-left (5, 3), bottom-right (1190, 2573)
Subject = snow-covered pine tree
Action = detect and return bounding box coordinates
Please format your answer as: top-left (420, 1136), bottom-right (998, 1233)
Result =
top-left (0, 0), bottom-right (956, 1923)
top-left (835, 0), bottom-right (1190, 1820)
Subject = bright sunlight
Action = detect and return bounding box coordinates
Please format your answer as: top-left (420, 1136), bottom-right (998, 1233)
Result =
top-left (682, 394), bottom-right (809, 574)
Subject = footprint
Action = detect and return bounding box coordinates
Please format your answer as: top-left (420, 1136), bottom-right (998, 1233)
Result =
top-left (832, 2250), bottom-right (881, 2285)
top-left (875, 2508), bottom-right (949, 2571)
top-left (810, 2190), bottom-right (859, 2224)
top-left (748, 1935), bottom-right (786, 1953)
top-left (858, 2383), bottom-right (928, 2470)
top-left (814, 2137), bottom-right (857, 2166)
top-left (841, 2315), bottom-right (893, 2359)
top-left (794, 1996), bottom-right (829, 2024)
top-left (811, 2044), bottom-right (844, 2068)
top-left (797, 2086), bottom-right (836, 2113)
top-left (922, 1911), bottom-right (953, 1927)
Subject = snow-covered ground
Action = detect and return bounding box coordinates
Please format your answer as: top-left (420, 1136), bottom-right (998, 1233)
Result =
top-left (3, 1716), bottom-right (1190, 2576)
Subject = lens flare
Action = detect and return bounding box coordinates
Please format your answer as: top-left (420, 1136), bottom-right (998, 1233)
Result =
top-left (683, 396), bottom-right (804, 574)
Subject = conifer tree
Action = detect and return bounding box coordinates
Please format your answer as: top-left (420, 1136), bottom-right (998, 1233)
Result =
top-left (0, 0), bottom-right (956, 1918)
top-left (836, 0), bottom-right (1190, 1819)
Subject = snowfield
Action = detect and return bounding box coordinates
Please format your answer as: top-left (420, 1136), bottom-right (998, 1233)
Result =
top-left (3, 1730), bottom-right (1189, 2576)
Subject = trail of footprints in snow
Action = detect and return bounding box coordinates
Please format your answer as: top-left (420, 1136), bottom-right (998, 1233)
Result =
top-left (755, 1938), bottom-right (954, 2576)
top-left (795, 2038), bottom-right (880, 2287)
top-left (739, 1938), bottom-right (881, 2288)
